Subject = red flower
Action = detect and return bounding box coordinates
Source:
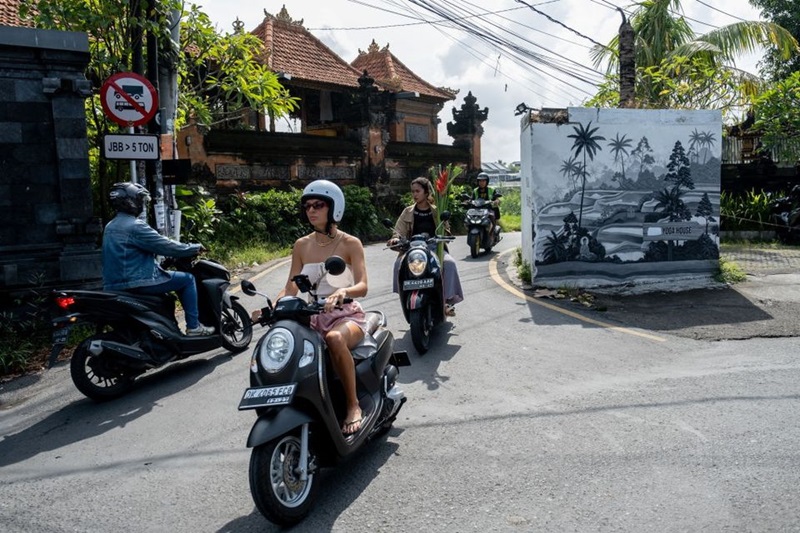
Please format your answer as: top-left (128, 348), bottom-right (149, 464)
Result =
top-left (436, 169), bottom-right (448, 194)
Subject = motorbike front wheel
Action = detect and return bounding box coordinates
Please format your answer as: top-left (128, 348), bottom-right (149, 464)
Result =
top-left (470, 233), bottom-right (481, 258)
top-left (220, 301), bottom-right (253, 353)
top-left (70, 335), bottom-right (135, 401)
top-left (249, 434), bottom-right (319, 526)
top-left (409, 306), bottom-right (432, 354)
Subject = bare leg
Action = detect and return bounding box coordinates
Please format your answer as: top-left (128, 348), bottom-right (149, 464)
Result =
top-left (325, 321), bottom-right (364, 434)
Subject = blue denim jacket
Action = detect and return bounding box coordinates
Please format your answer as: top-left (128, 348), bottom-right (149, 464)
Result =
top-left (102, 213), bottom-right (202, 290)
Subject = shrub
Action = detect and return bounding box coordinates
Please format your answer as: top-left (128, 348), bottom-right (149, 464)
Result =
top-left (720, 189), bottom-right (780, 232)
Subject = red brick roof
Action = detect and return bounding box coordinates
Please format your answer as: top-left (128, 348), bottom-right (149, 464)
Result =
top-left (251, 6), bottom-right (363, 89)
top-left (351, 40), bottom-right (455, 102)
top-left (0, 0), bottom-right (33, 28)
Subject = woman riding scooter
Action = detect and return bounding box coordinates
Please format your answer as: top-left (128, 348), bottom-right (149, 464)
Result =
top-left (251, 179), bottom-right (368, 435)
top-left (388, 176), bottom-right (464, 316)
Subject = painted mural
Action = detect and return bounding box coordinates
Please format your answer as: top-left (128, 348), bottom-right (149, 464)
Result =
top-left (524, 108), bottom-right (721, 287)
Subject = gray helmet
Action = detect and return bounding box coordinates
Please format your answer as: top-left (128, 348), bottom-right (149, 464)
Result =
top-left (109, 182), bottom-right (150, 216)
top-left (477, 172), bottom-right (490, 183)
top-left (301, 179), bottom-right (345, 224)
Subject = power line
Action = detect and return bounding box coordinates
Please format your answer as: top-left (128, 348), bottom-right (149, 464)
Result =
top-left (695, 0), bottom-right (747, 23)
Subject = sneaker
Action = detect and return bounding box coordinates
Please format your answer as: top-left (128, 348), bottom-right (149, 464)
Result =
top-left (186, 324), bottom-right (214, 336)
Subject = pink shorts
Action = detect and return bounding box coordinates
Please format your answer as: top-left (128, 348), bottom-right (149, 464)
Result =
top-left (310, 301), bottom-right (367, 336)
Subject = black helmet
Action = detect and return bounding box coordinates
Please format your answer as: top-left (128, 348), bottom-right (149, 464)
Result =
top-left (109, 182), bottom-right (150, 216)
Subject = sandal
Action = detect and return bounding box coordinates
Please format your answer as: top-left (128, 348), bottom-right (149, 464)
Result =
top-left (445, 304), bottom-right (456, 317)
top-left (342, 417), bottom-right (362, 435)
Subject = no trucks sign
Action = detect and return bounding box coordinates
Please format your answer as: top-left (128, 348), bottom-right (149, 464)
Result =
top-left (100, 72), bottom-right (158, 127)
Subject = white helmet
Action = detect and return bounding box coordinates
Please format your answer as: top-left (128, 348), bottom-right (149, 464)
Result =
top-left (301, 179), bottom-right (345, 223)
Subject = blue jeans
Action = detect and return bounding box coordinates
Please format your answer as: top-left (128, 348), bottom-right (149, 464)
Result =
top-left (130, 272), bottom-right (201, 329)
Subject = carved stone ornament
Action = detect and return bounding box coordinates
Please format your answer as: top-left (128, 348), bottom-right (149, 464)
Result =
top-left (265, 5), bottom-right (304, 26)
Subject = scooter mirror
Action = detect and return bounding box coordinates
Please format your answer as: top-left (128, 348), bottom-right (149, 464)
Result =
top-left (240, 280), bottom-right (258, 296)
top-left (381, 218), bottom-right (395, 229)
top-left (441, 211), bottom-right (451, 221)
top-left (325, 255), bottom-right (346, 276)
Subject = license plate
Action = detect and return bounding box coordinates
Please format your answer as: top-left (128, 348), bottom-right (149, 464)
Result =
top-left (52, 326), bottom-right (71, 345)
top-left (238, 383), bottom-right (297, 410)
top-left (403, 278), bottom-right (434, 290)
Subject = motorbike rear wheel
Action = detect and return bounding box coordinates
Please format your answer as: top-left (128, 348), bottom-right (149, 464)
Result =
top-left (409, 306), bottom-right (432, 354)
top-left (249, 434), bottom-right (319, 526)
top-left (220, 301), bottom-right (253, 353)
top-left (70, 335), bottom-right (135, 401)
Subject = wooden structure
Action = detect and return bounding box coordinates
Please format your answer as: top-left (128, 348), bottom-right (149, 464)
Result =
top-left (176, 6), bottom-right (487, 194)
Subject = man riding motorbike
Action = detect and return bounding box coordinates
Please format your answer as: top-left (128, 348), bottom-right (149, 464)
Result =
top-left (102, 182), bottom-right (214, 336)
top-left (472, 172), bottom-right (500, 238)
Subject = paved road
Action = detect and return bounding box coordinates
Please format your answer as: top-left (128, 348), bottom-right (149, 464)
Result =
top-left (1, 233), bottom-right (798, 532)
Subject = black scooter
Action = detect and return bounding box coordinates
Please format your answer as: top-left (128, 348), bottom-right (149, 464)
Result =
top-left (460, 192), bottom-right (502, 257)
top-left (238, 256), bottom-right (410, 527)
top-left (383, 215), bottom-right (455, 354)
top-left (50, 257), bottom-right (253, 401)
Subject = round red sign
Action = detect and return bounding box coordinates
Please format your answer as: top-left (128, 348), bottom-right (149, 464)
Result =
top-left (100, 72), bottom-right (159, 127)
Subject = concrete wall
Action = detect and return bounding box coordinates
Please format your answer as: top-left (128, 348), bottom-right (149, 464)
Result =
top-left (0, 26), bottom-right (100, 299)
top-left (520, 107), bottom-right (721, 289)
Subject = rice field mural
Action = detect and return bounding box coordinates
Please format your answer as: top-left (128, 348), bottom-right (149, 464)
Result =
top-left (524, 108), bottom-right (720, 287)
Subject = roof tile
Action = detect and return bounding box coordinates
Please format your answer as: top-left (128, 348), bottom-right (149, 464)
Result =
top-left (0, 0), bottom-right (33, 28)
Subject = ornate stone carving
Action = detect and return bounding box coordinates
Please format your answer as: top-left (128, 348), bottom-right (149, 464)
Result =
top-left (265, 5), bottom-right (304, 27)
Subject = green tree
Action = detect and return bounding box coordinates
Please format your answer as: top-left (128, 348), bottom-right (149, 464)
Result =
top-left (751, 71), bottom-right (800, 162)
top-left (21, 0), bottom-right (298, 218)
top-left (567, 122), bottom-right (605, 228)
top-left (749, 0), bottom-right (800, 80)
top-left (589, 0), bottom-right (798, 110)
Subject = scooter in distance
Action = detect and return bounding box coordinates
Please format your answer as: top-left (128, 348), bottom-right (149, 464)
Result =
top-left (460, 191), bottom-right (502, 257)
top-left (383, 214), bottom-right (455, 354)
top-left (238, 256), bottom-right (410, 526)
top-left (50, 256), bottom-right (253, 401)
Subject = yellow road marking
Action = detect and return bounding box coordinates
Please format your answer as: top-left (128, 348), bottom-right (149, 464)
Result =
top-left (490, 250), bottom-right (666, 343)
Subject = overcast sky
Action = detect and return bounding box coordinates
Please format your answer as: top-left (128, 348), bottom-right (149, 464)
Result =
top-left (196, 0), bottom-right (765, 165)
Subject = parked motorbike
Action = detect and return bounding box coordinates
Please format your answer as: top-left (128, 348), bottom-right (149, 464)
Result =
top-left (769, 185), bottom-right (800, 244)
top-left (238, 256), bottom-right (410, 526)
top-left (50, 256), bottom-right (253, 401)
top-left (460, 192), bottom-right (502, 257)
top-left (383, 215), bottom-right (455, 354)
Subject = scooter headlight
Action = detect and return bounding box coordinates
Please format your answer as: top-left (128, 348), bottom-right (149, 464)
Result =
top-left (406, 249), bottom-right (427, 277)
top-left (258, 327), bottom-right (294, 373)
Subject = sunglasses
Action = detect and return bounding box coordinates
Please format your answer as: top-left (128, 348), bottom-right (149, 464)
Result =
top-left (302, 200), bottom-right (327, 211)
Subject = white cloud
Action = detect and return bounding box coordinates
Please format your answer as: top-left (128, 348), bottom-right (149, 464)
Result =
top-left (197, 0), bottom-right (770, 165)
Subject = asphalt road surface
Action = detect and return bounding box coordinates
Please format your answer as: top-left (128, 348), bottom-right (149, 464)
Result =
top-left (1, 232), bottom-right (798, 532)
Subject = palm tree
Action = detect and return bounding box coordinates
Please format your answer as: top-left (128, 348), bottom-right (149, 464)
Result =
top-left (654, 187), bottom-right (690, 222)
top-left (568, 121), bottom-right (606, 228)
top-left (591, 0), bottom-right (798, 106)
top-left (607, 133), bottom-right (633, 186)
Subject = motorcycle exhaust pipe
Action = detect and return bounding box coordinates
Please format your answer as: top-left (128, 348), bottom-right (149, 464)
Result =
top-left (88, 339), bottom-right (154, 369)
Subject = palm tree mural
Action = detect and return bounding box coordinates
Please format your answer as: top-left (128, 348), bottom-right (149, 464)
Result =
top-left (654, 187), bottom-right (690, 222)
top-left (699, 130), bottom-right (717, 163)
top-left (688, 128), bottom-right (702, 163)
top-left (559, 156), bottom-right (582, 194)
top-left (607, 133), bottom-right (633, 187)
top-left (567, 121), bottom-right (605, 228)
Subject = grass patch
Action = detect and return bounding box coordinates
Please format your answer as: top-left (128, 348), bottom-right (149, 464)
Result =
top-left (499, 214), bottom-right (521, 232)
top-left (715, 258), bottom-right (747, 284)
top-left (214, 242), bottom-right (292, 271)
top-left (513, 246), bottom-right (532, 284)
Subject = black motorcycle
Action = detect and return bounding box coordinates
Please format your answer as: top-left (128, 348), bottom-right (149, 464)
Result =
top-left (460, 192), bottom-right (502, 257)
top-left (238, 256), bottom-right (409, 526)
top-left (50, 256), bottom-right (252, 401)
top-left (384, 216), bottom-right (455, 354)
top-left (769, 185), bottom-right (800, 244)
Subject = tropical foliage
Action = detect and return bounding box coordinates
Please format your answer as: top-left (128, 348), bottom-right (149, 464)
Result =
top-left (751, 71), bottom-right (800, 162)
top-left (587, 0), bottom-right (799, 113)
top-left (749, 0), bottom-right (800, 80)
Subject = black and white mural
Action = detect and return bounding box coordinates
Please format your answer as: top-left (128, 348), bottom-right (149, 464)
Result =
top-left (521, 108), bottom-right (721, 288)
